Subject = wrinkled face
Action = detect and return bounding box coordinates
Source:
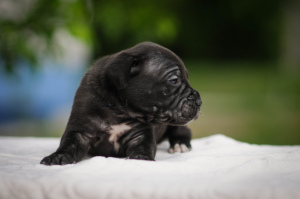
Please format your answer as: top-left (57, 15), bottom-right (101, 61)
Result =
top-left (117, 42), bottom-right (202, 125)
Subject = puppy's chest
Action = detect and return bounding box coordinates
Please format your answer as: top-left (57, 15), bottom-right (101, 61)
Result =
top-left (108, 123), bottom-right (132, 151)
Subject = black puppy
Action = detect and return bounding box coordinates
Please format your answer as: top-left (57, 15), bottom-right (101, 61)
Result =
top-left (41, 42), bottom-right (201, 165)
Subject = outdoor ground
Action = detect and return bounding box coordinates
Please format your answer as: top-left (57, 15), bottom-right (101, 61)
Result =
top-left (187, 61), bottom-right (300, 145)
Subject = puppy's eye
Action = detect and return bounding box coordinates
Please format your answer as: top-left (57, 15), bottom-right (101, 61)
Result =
top-left (131, 58), bottom-right (139, 66)
top-left (169, 76), bottom-right (179, 85)
top-left (130, 58), bottom-right (140, 76)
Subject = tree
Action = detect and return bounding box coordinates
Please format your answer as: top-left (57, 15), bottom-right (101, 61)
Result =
top-left (0, 0), bottom-right (287, 73)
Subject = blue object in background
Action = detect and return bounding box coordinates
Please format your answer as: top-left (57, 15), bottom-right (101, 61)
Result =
top-left (0, 61), bottom-right (84, 123)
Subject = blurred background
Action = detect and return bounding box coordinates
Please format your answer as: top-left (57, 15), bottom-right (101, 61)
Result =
top-left (0, 0), bottom-right (299, 145)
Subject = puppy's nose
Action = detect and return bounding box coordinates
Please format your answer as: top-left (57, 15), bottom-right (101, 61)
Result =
top-left (187, 91), bottom-right (202, 107)
top-left (196, 98), bottom-right (202, 107)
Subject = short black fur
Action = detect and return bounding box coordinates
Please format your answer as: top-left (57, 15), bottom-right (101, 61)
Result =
top-left (41, 42), bottom-right (202, 165)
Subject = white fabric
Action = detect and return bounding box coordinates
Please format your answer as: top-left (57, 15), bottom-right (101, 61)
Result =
top-left (0, 134), bottom-right (299, 199)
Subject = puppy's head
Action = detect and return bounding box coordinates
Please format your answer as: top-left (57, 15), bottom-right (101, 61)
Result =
top-left (103, 42), bottom-right (202, 125)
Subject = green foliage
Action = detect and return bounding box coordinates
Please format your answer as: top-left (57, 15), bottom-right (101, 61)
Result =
top-left (0, 0), bottom-right (285, 72)
top-left (0, 0), bottom-right (91, 72)
top-left (90, 0), bottom-right (179, 57)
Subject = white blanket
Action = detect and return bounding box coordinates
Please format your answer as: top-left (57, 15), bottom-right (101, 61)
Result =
top-left (0, 134), bottom-right (299, 199)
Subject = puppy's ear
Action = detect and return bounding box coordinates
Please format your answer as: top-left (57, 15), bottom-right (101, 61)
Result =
top-left (105, 52), bottom-right (138, 90)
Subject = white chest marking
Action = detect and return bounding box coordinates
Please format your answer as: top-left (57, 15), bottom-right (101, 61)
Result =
top-left (109, 123), bottom-right (131, 151)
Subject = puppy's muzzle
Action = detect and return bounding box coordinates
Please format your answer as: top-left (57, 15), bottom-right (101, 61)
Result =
top-left (188, 91), bottom-right (202, 107)
top-left (181, 91), bottom-right (202, 120)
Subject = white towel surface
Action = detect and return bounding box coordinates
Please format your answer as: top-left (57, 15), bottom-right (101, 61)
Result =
top-left (0, 134), bottom-right (299, 199)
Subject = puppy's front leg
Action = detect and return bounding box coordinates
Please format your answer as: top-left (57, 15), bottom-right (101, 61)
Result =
top-left (166, 126), bottom-right (192, 153)
top-left (124, 127), bottom-right (156, 161)
top-left (40, 132), bottom-right (90, 165)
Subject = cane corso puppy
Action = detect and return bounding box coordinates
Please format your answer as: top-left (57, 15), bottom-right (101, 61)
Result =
top-left (41, 42), bottom-right (202, 165)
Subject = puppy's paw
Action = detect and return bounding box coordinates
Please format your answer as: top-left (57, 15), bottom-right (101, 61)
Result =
top-left (40, 152), bottom-right (76, 165)
top-left (128, 154), bottom-right (155, 161)
top-left (168, 143), bottom-right (191, 154)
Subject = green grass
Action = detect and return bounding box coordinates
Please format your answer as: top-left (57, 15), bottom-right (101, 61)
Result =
top-left (186, 61), bottom-right (300, 145)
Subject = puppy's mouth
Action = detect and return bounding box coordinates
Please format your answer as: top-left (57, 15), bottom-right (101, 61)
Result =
top-left (155, 98), bottom-right (202, 126)
top-left (181, 101), bottom-right (199, 119)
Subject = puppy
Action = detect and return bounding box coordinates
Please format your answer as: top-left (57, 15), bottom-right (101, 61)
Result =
top-left (41, 42), bottom-right (202, 165)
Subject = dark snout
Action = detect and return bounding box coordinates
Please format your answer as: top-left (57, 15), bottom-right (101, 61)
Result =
top-left (180, 89), bottom-right (201, 122)
top-left (187, 90), bottom-right (202, 107)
